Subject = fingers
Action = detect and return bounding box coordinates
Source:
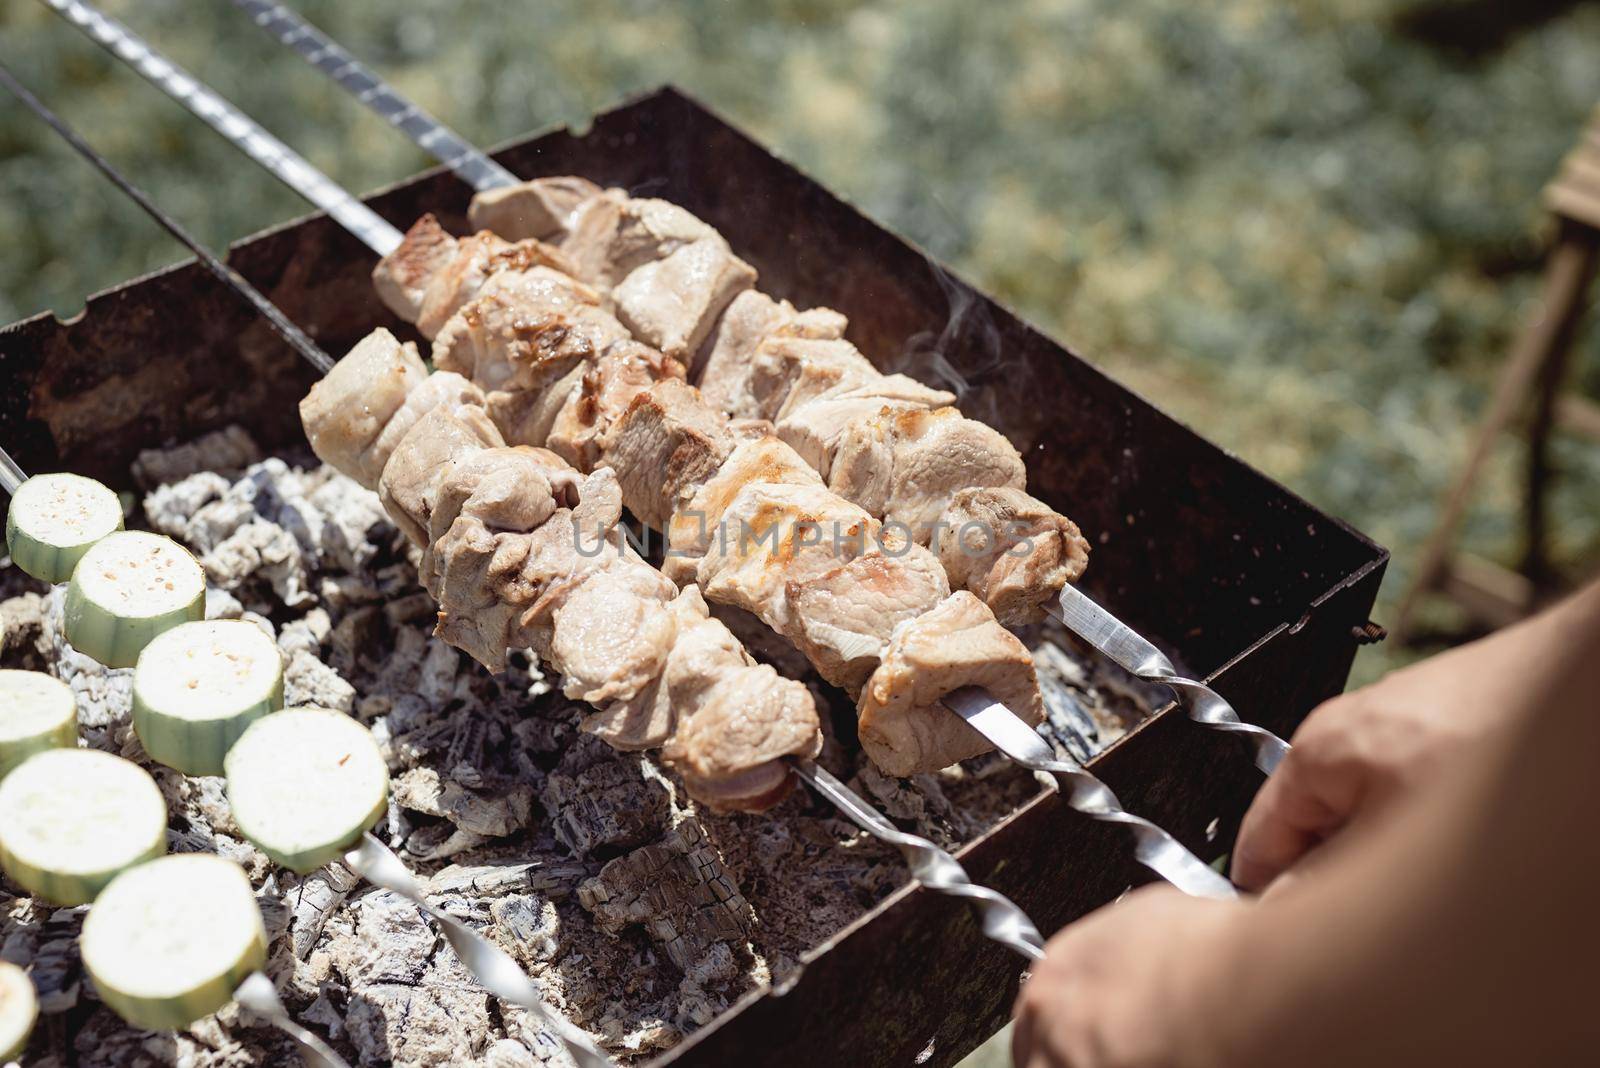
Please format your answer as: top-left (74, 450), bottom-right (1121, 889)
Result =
top-left (1232, 746), bottom-right (1347, 891)
top-left (1010, 887), bottom-right (1202, 1068)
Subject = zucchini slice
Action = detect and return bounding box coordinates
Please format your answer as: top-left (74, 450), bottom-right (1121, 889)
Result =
top-left (133, 621), bottom-right (284, 776)
top-left (225, 707), bottom-right (389, 874)
top-left (81, 854), bottom-right (267, 1032)
top-left (0, 961), bottom-right (37, 1063)
top-left (64, 530), bottom-right (206, 669)
top-left (0, 670), bottom-right (78, 780)
top-left (5, 473), bottom-right (124, 585)
top-left (0, 749), bottom-right (167, 906)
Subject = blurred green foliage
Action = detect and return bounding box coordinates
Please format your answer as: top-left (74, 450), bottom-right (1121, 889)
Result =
top-left (2, 0), bottom-right (1597, 683)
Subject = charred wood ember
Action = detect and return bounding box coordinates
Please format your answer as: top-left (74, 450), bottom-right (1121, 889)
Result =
top-left (544, 734), bottom-right (672, 858)
top-left (578, 820), bottom-right (753, 974)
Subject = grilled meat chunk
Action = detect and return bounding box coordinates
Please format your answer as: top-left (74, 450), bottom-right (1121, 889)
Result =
top-left (373, 214), bottom-right (458, 323)
top-left (937, 487), bottom-right (1090, 626)
top-left (788, 546), bottom-right (951, 694)
top-left (299, 327), bottom-right (428, 488)
top-left (370, 371), bottom-right (486, 490)
top-left (695, 291), bottom-right (848, 415)
top-left (556, 191), bottom-right (756, 358)
top-left (467, 176), bottom-right (602, 243)
top-left (602, 379), bottom-right (735, 530)
top-left (857, 591), bottom-right (1044, 775)
top-left (659, 586), bottom-right (821, 811)
top-left (828, 406), bottom-right (1025, 546)
top-left (663, 435), bottom-right (823, 586)
top-left (378, 401), bottom-right (505, 546)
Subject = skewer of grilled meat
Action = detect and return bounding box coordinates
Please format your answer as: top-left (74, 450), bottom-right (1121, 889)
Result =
top-left (454, 180), bottom-right (1090, 628)
top-left (367, 218), bottom-right (1046, 777)
top-left (298, 333), bottom-right (822, 810)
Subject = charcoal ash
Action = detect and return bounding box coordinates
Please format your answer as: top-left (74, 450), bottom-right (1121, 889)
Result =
top-left (0, 427), bottom-right (1147, 1065)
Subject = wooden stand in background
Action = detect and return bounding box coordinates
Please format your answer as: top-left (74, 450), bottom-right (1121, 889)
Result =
top-left (1395, 107), bottom-right (1600, 644)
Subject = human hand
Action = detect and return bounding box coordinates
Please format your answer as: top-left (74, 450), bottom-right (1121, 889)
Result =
top-left (1011, 885), bottom-right (1239, 1068)
top-left (1232, 620), bottom-right (1540, 892)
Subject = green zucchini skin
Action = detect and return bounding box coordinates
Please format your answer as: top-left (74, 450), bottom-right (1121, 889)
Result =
top-left (0, 670), bottom-right (78, 781)
top-left (63, 532), bottom-right (206, 669)
top-left (0, 960), bottom-right (37, 1062)
top-left (225, 708), bottom-right (390, 875)
top-left (131, 622), bottom-right (285, 776)
top-left (81, 855), bottom-right (267, 1032)
top-left (0, 750), bottom-right (167, 907)
top-left (5, 474), bottom-right (124, 585)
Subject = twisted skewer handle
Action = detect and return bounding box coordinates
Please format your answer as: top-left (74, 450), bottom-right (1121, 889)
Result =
top-left (229, 0), bottom-right (516, 193)
top-left (0, 446), bottom-right (27, 496)
top-left (943, 688), bottom-right (1237, 900)
top-left (40, 0), bottom-right (403, 257)
top-left (791, 759), bottom-right (1046, 962)
top-left (345, 834), bottom-right (613, 1068)
top-left (234, 972), bottom-right (349, 1068)
top-left (1055, 585), bottom-right (1290, 776)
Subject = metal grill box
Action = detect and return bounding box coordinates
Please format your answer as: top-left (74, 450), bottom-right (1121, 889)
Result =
top-left (0, 88), bottom-right (1387, 1068)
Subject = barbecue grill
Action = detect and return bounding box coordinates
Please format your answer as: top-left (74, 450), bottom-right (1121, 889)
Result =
top-left (0, 87), bottom-right (1386, 1066)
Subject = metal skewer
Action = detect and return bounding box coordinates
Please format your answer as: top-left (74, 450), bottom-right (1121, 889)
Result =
top-left (0, 446), bottom-right (26, 496)
top-left (214, 0), bottom-right (1248, 895)
top-left (225, 0), bottom-right (1292, 781)
top-left (21, 10), bottom-right (1055, 964)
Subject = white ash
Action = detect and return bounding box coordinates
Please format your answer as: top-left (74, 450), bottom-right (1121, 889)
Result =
top-left (132, 425), bottom-right (263, 490)
top-left (0, 428), bottom-right (1154, 1066)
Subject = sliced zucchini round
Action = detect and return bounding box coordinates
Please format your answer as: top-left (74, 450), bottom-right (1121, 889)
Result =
top-left (225, 707), bottom-right (389, 874)
top-left (5, 473), bottom-right (124, 585)
top-left (132, 621), bottom-right (284, 777)
top-left (64, 531), bottom-right (206, 669)
top-left (0, 749), bottom-right (167, 906)
top-left (81, 853), bottom-right (267, 1032)
top-left (0, 670), bottom-right (78, 781)
top-left (0, 961), bottom-right (37, 1063)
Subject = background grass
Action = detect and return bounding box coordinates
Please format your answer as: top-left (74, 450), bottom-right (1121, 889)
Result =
top-left (2, 0), bottom-right (1598, 689)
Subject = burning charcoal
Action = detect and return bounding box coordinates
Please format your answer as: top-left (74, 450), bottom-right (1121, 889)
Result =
top-left (143, 471), bottom-right (230, 540)
top-left (132, 426), bottom-right (262, 489)
top-left (427, 860), bottom-right (589, 901)
top-left (578, 820), bottom-right (753, 972)
top-left (302, 471), bottom-right (391, 574)
top-left (30, 909), bottom-right (84, 1014)
top-left (330, 605), bottom-right (383, 676)
top-left (417, 639), bottom-right (460, 709)
top-left (489, 895), bottom-right (565, 963)
top-left (382, 591), bottom-right (435, 627)
top-left (290, 865), bottom-right (363, 959)
top-left (401, 821), bottom-right (489, 862)
top-left (202, 518), bottom-right (314, 608)
top-left (279, 608), bottom-right (332, 657)
top-left (332, 894), bottom-right (492, 1066)
top-left (1032, 641), bottom-right (1103, 761)
top-left (284, 649), bottom-right (356, 713)
top-left (0, 592), bottom-right (48, 667)
top-left (481, 1037), bottom-right (544, 1068)
top-left (393, 766), bottom-right (535, 839)
top-left (543, 735), bottom-right (671, 858)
